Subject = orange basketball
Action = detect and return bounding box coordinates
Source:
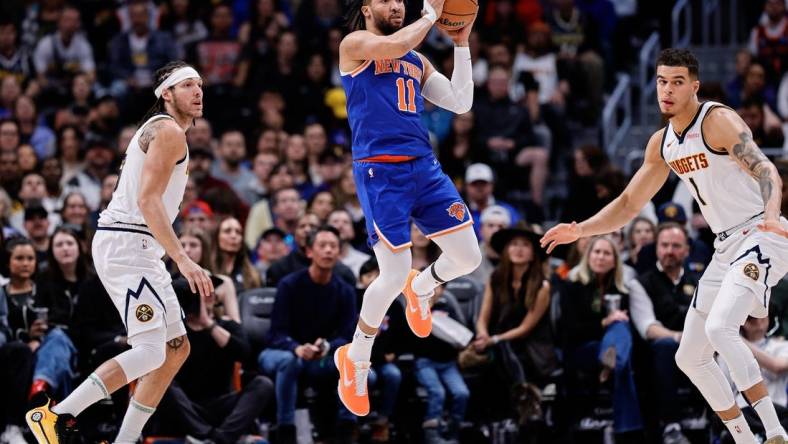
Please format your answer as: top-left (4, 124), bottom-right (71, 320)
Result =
top-left (435, 0), bottom-right (478, 31)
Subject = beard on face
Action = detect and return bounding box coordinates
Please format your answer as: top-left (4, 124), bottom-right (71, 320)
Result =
top-left (374, 12), bottom-right (402, 35)
top-left (226, 157), bottom-right (241, 168)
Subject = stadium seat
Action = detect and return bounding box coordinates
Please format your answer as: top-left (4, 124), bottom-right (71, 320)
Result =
top-left (444, 277), bottom-right (484, 330)
top-left (239, 287), bottom-right (278, 352)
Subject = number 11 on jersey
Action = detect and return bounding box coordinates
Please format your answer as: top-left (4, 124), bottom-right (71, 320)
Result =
top-left (396, 77), bottom-right (416, 113)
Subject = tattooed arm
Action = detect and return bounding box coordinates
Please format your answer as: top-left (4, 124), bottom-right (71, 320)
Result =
top-left (703, 107), bottom-right (788, 237)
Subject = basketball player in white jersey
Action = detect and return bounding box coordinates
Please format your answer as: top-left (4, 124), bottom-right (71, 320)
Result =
top-left (25, 61), bottom-right (214, 444)
top-left (542, 48), bottom-right (788, 443)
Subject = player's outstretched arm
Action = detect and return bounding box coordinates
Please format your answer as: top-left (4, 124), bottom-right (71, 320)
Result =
top-left (540, 130), bottom-right (670, 253)
top-left (138, 120), bottom-right (213, 297)
top-left (704, 107), bottom-right (788, 238)
top-left (340, 0), bottom-right (445, 63)
top-left (418, 18), bottom-right (475, 114)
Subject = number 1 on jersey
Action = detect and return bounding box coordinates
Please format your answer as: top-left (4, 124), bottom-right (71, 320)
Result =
top-left (689, 176), bottom-right (707, 206)
top-left (396, 77), bottom-right (416, 113)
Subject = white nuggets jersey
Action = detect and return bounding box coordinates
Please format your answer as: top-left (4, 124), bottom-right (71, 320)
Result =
top-left (100, 114), bottom-right (189, 226)
top-left (660, 101), bottom-right (762, 234)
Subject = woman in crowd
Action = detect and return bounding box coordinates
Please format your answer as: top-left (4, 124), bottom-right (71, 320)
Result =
top-left (560, 235), bottom-right (642, 437)
top-left (473, 225), bottom-right (556, 423)
top-left (29, 227), bottom-right (91, 398)
top-left (333, 166), bottom-right (363, 222)
top-left (60, 192), bottom-right (92, 247)
top-left (307, 190), bottom-right (335, 224)
top-left (178, 227), bottom-right (240, 322)
top-left (624, 217), bottom-right (655, 268)
top-left (212, 216), bottom-right (262, 293)
top-left (55, 125), bottom-right (84, 184)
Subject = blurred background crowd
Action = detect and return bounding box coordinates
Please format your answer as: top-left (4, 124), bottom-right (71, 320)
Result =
top-left (1, 0), bottom-right (788, 443)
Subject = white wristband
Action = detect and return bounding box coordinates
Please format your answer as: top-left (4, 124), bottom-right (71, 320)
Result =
top-left (422, 1), bottom-right (438, 24)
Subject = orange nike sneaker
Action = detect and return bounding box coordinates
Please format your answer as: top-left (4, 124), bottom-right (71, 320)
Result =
top-left (334, 344), bottom-right (370, 416)
top-left (403, 269), bottom-right (433, 338)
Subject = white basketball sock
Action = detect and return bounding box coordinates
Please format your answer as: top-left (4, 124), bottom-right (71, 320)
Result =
top-left (347, 326), bottom-right (375, 363)
top-left (52, 373), bottom-right (109, 417)
top-left (723, 413), bottom-right (756, 443)
top-left (114, 398), bottom-right (155, 444)
top-left (753, 397), bottom-right (787, 439)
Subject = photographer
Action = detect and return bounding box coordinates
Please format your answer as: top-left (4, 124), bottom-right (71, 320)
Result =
top-left (154, 276), bottom-right (272, 444)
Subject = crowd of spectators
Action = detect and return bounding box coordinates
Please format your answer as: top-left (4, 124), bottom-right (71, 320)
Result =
top-left (1, 0), bottom-right (788, 444)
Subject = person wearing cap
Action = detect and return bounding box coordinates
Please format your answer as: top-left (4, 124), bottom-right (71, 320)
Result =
top-left (181, 200), bottom-right (215, 233)
top-left (9, 173), bottom-right (61, 236)
top-left (467, 205), bottom-right (512, 286)
top-left (633, 202), bottom-right (712, 276)
top-left (473, 225), bottom-right (557, 418)
top-left (254, 227), bottom-right (291, 278)
top-left (23, 201), bottom-right (51, 267)
top-left (464, 163), bottom-right (522, 239)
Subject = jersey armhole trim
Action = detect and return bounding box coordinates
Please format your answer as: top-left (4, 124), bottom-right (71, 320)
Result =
top-left (175, 150), bottom-right (188, 165)
top-left (342, 60), bottom-right (372, 77)
top-left (659, 126), bottom-right (668, 161)
top-left (701, 104), bottom-right (732, 156)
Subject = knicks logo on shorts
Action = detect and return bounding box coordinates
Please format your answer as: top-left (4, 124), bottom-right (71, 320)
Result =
top-left (446, 202), bottom-right (466, 222)
top-left (135, 304), bottom-right (154, 322)
top-left (744, 263), bottom-right (759, 281)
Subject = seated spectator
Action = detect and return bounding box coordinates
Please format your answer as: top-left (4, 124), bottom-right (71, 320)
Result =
top-left (16, 144), bottom-right (37, 175)
top-left (0, 238), bottom-right (79, 426)
top-left (727, 49), bottom-right (753, 108)
top-left (718, 316), bottom-right (788, 443)
top-left (254, 227), bottom-right (291, 278)
top-left (13, 96), bottom-right (55, 159)
top-left (63, 138), bottom-right (116, 212)
top-left (474, 226), bottom-right (556, 391)
top-left (180, 200), bottom-right (215, 233)
top-left (0, 20), bottom-right (33, 85)
top-left (439, 111), bottom-right (477, 187)
top-left (244, 186), bottom-right (299, 251)
top-left (473, 67), bottom-right (547, 206)
top-left (158, 0), bottom-right (208, 59)
top-left (464, 163), bottom-right (522, 239)
top-left (266, 212), bottom-right (356, 288)
top-left (739, 98), bottom-right (785, 147)
top-left (327, 209), bottom-right (369, 279)
top-left (32, 5), bottom-right (95, 104)
top-left (29, 227), bottom-right (92, 399)
top-left (211, 130), bottom-right (257, 204)
top-left (333, 166), bottom-right (364, 222)
top-left (258, 226), bottom-right (357, 444)
top-left (635, 202), bottom-right (712, 275)
top-left (21, 202), bottom-right (52, 267)
top-left (307, 190), bottom-right (336, 224)
top-left (239, 151), bottom-right (279, 206)
top-left (178, 227), bottom-right (240, 322)
top-left (60, 192), bottom-right (92, 242)
top-left (468, 205), bottom-right (512, 286)
top-left (154, 276), bottom-right (273, 444)
top-left (623, 216), bottom-right (655, 268)
top-left (628, 223), bottom-right (698, 443)
top-left (11, 173), bottom-right (61, 233)
top-left (560, 235), bottom-right (643, 436)
top-left (305, 123), bottom-right (329, 180)
top-left (55, 125), bottom-right (85, 185)
top-left (355, 258), bottom-right (404, 442)
top-left (415, 285), bottom-right (471, 444)
top-left (212, 216), bottom-right (262, 293)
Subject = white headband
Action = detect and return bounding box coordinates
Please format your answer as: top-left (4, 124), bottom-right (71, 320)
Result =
top-left (154, 66), bottom-right (201, 98)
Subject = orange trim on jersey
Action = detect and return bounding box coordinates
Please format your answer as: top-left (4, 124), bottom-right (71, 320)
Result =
top-left (424, 219), bottom-right (474, 239)
top-left (350, 60), bottom-right (373, 77)
top-left (374, 222), bottom-right (412, 253)
top-left (358, 155), bottom-right (417, 163)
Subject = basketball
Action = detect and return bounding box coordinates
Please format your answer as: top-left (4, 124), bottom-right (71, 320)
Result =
top-left (435, 0), bottom-right (478, 31)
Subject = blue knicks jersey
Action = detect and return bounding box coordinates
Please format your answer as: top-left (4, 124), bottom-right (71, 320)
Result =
top-left (341, 51), bottom-right (433, 160)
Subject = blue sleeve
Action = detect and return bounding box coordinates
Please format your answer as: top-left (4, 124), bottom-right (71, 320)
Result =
top-left (328, 283), bottom-right (358, 352)
top-left (266, 278), bottom-right (299, 352)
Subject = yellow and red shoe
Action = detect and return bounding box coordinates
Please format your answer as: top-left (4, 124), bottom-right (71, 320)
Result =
top-left (334, 344), bottom-right (370, 416)
top-left (402, 269), bottom-right (433, 338)
top-left (25, 395), bottom-right (79, 444)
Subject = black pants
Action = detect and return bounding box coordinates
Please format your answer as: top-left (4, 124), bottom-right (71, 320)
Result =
top-left (156, 376), bottom-right (273, 444)
top-left (0, 341), bottom-right (35, 427)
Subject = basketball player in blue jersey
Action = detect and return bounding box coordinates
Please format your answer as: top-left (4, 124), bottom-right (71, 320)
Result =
top-left (334, 0), bottom-right (482, 416)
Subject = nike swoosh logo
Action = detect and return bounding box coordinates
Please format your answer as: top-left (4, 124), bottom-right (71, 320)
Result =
top-left (742, 229), bottom-right (750, 235)
top-left (342, 362), bottom-right (353, 387)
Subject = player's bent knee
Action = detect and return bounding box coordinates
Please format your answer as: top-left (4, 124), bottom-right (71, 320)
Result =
top-left (704, 317), bottom-right (736, 349)
top-left (115, 339), bottom-right (167, 381)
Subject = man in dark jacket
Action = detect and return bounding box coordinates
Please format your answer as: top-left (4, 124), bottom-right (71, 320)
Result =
top-left (629, 222), bottom-right (699, 443)
top-left (258, 226), bottom-right (357, 444)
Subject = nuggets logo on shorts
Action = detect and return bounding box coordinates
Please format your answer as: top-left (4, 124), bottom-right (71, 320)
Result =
top-left (135, 304), bottom-right (154, 322)
top-left (744, 263), bottom-right (760, 281)
top-left (446, 202), bottom-right (466, 222)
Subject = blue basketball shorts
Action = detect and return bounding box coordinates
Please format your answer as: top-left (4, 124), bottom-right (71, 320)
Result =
top-left (353, 153), bottom-right (473, 252)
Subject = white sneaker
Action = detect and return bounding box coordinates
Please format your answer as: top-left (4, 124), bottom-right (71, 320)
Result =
top-left (1, 425), bottom-right (27, 444)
